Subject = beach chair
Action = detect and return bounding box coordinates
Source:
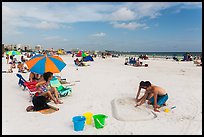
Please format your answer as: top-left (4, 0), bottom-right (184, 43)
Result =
top-left (16, 73), bottom-right (38, 100)
top-left (16, 73), bottom-right (27, 89)
top-left (50, 77), bottom-right (72, 97)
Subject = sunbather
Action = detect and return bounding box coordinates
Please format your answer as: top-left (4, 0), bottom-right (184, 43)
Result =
top-left (133, 58), bottom-right (148, 67)
top-left (135, 81), bottom-right (168, 112)
top-left (7, 62), bottom-right (14, 73)
top-left (74, 58), bottom-right (85, 66)
top-left (17, 62), bottom-right (28, 73)
top-left (35, 72), bottom-right (63, 104)
top-left (29, 72), bottom-right (42, 82)
top-left (11, 60), bottom-right (16, 69)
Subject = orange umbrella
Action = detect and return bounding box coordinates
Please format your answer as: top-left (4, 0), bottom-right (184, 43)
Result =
top-left (25, 54), bottom-right (66, 75)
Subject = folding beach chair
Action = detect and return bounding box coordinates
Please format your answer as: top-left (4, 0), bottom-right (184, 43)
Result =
top-left (16, 73), bottom-right (38, 101)
top-left (50, 77), bottom-right (72, 97)
top-left (16, 73), bottom-right (27, 89)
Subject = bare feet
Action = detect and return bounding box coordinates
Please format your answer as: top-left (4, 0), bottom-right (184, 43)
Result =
top-left (26, 106), bottom-right (34, 112)
top-left (57, 100), bottom-right (63, 104)
top-left (147, 101), bottom-right (151, 105)
top-left (54, 100), bottom-right (58, 104)
top-left (154, 109), bottom-right (160, 112)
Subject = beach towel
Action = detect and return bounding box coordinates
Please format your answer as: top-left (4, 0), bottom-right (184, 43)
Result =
top-left (38, 107), bottom-right (58, 114)
top-left (111, 97), bottom-right (156, 121)
top-left (26, 105), bottom-right (59, 114)
top-left (26, 96), bottom-right (59, 114)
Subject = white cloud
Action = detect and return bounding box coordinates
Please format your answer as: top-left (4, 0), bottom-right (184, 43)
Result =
top-left (182, 2), bottom-right (202, 8)
top-left (44, 36), bottom-right (69, 42)
top-left (44, 36), bottom-right (60, 40)
top-left (109, 7), bottom-right (135, 21)
top-left (112, 22), bottom-right (148, 30)
top-left (35, 21), bottom-right (60, 29)
top-left (2, 2), bottom-right (202, 34)
top-left (92, 32), bottom-right (106, 37)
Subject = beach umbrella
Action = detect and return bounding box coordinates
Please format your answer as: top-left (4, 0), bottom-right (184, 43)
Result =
top-left (25, 54), bottom-right (66, 75)
top-left (82, 51), bottom-right (87, 57)
top-left (76, 51), bottom-right (82, 57)
top-left (6, 51), bottom-right (21, 55)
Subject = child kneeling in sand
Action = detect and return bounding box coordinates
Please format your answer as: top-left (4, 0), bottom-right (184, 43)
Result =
top-left (135, 81), bottom-right (168, 112)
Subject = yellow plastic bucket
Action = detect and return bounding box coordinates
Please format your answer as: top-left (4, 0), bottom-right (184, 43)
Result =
top-left (83, 112), bottom-right (93, 125)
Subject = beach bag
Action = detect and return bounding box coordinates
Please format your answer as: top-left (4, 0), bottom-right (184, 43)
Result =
top-left (32, 96), bottom-right (50, 111)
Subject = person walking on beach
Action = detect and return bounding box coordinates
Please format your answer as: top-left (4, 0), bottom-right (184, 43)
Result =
top-left (6, 54), bottom-right (9, 64)
top-left (135, 81), bottom-right (168, 112)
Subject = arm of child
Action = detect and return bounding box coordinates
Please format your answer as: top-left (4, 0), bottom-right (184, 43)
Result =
top-left (135, 87), bottom-right (141, 102)
top-left (36, 81), bottom-right (46, 87)
top-left (135, 91), bottom-right (149, 107)
top-left (153, 92), bottom-right (160, 112)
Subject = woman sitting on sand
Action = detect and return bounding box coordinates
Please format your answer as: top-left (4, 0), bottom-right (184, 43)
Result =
top-left (133, 58), bottom-right (148, 67)
top-left (135, 81), bottom-right (168, 112)
top-left (35, 72), bottom-right (63, 104)
top-left (17, 62), bottom-right (29, 73)
top-left (194, 56), bottom-right (202, 66)
top-left (7, 62), bottom-right (14, 73)
top-left (74, 58), bottom-right (85, 66)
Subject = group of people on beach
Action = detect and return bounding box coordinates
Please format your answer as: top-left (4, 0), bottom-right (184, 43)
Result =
top-left (26, 71), bottom-right (64, 112)
top-left (74, 58), bottom-right (86, 66)
top-left (5, 54), bottom-right (29, 73)
top-left (3, 51), bottom-right (173, 113)
top-left (125, 57), bottom-right (148, 67)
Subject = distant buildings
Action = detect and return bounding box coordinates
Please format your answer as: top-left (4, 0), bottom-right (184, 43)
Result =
top-left (3, 43), bottom-right (43, 52)
top-left (3, 44), bottom-right (32, 51)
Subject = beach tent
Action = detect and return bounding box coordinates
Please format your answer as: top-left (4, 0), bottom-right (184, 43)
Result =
top-left (83, 55), bottom-right (94, 62)
top-left (57, 49), bottom-right (63, 55)
top-left (76, 51), bottom-right (87, 57)
top-left (76, 51), bottom-right (82, 57)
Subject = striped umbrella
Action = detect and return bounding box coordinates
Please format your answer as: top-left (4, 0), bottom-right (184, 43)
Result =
top-left (6, 51), bottom-right (21, 55)
top-left (25, 54), bottom-right (66, 75)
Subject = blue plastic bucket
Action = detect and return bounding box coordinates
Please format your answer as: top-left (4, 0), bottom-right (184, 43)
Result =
top-left (72, 116), bottom-right (86, 131)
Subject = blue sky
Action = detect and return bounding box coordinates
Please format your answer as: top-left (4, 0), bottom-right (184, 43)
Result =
top-left (2, 2), bottom-right (202, 52)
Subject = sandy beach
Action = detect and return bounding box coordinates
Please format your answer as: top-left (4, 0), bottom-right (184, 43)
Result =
top-left (2, 55), bottom-right (202, 135)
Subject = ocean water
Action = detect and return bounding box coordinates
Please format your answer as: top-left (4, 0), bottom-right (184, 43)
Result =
top-left (120, 52), bottom-right (202, 58)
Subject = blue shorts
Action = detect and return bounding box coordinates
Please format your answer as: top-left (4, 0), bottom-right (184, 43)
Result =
top-left (149, 94), bottom-right (168, 106)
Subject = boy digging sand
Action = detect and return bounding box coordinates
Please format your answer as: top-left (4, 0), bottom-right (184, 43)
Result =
top-left (135, 81), bottom-right (168, 112)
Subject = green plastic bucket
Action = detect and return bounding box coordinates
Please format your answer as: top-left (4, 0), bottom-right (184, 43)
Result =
top-left (93, 114), bottom-right (108, 129)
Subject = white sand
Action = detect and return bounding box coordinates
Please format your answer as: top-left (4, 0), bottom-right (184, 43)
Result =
top-left (2, 55), bottom-right (202, 135)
